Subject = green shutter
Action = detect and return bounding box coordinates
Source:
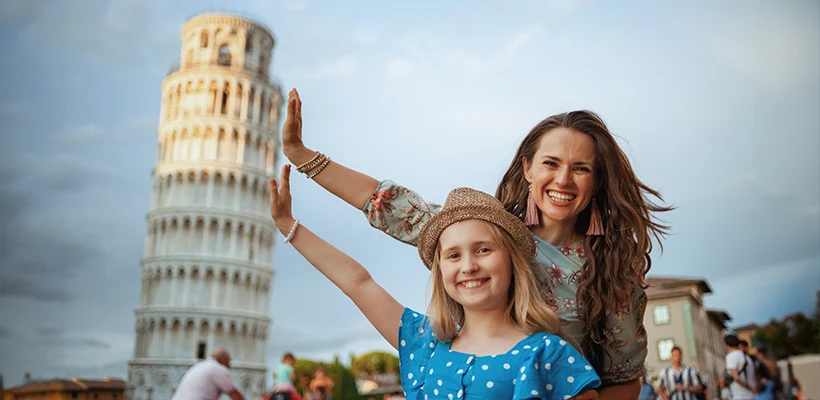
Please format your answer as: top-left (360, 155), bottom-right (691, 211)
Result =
top-left (683, 300), bottom-right (697, 359)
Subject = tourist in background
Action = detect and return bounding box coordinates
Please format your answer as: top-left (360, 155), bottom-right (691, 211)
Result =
top-left (272, 352), bottom-right (301, 400)
top-left (657, 346), bottom-right (703, 400)
top-left (172, 348), bottom-right (245, 400)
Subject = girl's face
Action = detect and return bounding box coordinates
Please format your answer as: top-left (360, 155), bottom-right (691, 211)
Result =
top-left (437, 220), bottom-right (512, 312)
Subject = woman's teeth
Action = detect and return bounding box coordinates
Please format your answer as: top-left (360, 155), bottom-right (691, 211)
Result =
top-left (548, 191), bottom-right (576, 202)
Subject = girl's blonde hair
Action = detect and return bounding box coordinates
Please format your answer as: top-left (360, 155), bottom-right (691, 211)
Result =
top-left (425, 221), bottom-right (559, 341)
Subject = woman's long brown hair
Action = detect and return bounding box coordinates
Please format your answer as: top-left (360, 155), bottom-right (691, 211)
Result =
top-left (495, 110), bottom-right (673, 367)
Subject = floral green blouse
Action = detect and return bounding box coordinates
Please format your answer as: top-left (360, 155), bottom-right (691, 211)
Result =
top-left (361, 180), bottom-right (649, 387)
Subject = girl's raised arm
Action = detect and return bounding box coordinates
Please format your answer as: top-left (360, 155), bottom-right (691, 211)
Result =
top-left (268, 164), bottom-right (404, 348)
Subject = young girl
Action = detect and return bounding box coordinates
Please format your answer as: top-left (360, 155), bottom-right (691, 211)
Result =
top-left (272, 352), bottom-right (301, 400)
top-left (268, 165), bottom-right (600, 399)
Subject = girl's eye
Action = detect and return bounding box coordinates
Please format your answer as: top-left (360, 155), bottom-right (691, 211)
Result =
top-left (478, 248), bottom-right (491, 254)
top-left (447, 253), bottom-right (460, 259)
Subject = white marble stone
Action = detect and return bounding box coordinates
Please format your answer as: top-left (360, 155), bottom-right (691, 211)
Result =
top-left (127, 13), bottom-right (284, 400)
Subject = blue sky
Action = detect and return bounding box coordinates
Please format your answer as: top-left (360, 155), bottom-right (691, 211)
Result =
top-left (0, 0), bottom-right (818, 388)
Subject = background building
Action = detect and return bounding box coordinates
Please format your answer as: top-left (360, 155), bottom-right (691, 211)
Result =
top-left (2, 378), bottom-right (125, 400)
top-left (733, 322), bottom-right (760, 349)
top-left (643, 277), bottom-right (731, 398)
top-left (126, 13), bottom-right (284, 399)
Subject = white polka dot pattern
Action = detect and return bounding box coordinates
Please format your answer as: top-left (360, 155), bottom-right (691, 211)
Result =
top-left (397, 308), bottom-right (600, 400)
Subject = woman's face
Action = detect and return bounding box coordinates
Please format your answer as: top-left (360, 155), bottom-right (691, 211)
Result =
top-left (523, 127), bottom-right (597, 226)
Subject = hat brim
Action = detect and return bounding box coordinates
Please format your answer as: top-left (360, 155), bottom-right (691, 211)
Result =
top-left (417, 204), bottom-right (536, 270)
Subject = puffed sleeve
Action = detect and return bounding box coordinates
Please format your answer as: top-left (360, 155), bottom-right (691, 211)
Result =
top-left (398, 308), bottom-right (436, 394)
top-left (513, 334), bottom-right (600, 400)
top-left (600, 284), bottom-right (649, 386)
top-left (360, 180), bottom-right (442, 246)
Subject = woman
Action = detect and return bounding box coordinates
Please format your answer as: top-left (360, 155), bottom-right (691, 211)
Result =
top-left (281, 89), bottom-right (672, 398)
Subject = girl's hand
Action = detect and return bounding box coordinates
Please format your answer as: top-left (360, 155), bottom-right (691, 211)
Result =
top-left (269, 164), bottom-right (295, 233)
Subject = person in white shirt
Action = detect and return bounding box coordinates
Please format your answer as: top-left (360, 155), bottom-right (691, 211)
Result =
top-left (658, 346), bottom-right (703, 400)
top-left (724, 335), bottom-right (756, 400)
top-left (172, 347), bottom-right (245, 400)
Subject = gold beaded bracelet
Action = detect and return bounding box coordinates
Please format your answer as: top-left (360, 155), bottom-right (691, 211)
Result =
top-left (306, 157), bottom-right (331, 179)
top-left (296, 152), bottom-right (324, 173)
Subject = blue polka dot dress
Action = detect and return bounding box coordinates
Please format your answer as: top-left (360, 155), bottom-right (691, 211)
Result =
top-left (398, 308), bottom-right (600, 400)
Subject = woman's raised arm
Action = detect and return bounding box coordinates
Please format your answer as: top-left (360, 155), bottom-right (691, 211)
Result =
top-left (281, 89), bottom-right (441, 247)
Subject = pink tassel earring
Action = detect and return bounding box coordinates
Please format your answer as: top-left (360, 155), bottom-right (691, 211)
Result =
top-left (525, 185), bottom-right (540, 227)
top-left (586, 197), bottom-right (605, 236)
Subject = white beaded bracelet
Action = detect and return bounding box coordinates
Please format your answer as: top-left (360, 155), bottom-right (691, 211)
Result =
top-left (307, 157), bottom-right (331, 179)
top-left (284, 218), bottom-right (300, 243)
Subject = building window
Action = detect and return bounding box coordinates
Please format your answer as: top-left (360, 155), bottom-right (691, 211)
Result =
top-left (654, 305), bottom-right (670, 325)
top-left (197, 341), bottom-right (207, 359)
top-left (658, 339), bottom-right (675, 361)
top-left (218, 45), bottom-right (232, 66)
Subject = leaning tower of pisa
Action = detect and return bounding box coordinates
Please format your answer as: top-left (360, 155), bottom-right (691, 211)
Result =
top-left (127, 13), bottom-right (283, 400)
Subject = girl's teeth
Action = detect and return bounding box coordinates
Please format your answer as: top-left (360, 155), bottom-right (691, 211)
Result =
top-left (463, 280), bottom-right (483, 288)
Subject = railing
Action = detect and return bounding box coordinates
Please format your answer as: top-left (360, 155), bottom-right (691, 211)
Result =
top-left (185, 7), bottom-right (274, 37)
top-left (165, 63), bottom-right (283, 88)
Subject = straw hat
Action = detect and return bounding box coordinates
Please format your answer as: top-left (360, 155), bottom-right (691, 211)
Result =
top-left (417, 187), bottom-right (536, 269)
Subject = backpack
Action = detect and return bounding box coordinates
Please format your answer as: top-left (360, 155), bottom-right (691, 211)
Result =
top-left (723, 352), bottom-right (748, 385)
top-left (694, 371), bottom-right (707, 400)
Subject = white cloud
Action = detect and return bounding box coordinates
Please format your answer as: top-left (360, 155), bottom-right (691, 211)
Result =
top-left (60, 329), bottom-right (134, 368)
top-left (0, 0), bottom-right (37, 24)
top-left (507, 26), bottom-right (539, 55)
top-left (463, 26), bottom-right (540, 78)
top-left (121, 114), bottom-right (159, 137)
top-left (699, 3), bottom-right (819, 91)
top-left (317, 55), bottom-right (359, 78)
top-left (0, 101), bottom-right (28, 117)
top-left (352, 27), bottom-right (379, 45)
top-left (386, 59), bottom-right (413, 79)
top-left (280, 0), bottom-right (311, 11)
top-left (52, 124), bottom-right (104, 146)
top-left (14, 0), bottom-right (178, 71)
top-left (707, 255), bottom-right (820, 326)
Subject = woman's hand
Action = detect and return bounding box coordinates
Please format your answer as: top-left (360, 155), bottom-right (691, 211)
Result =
top-left (282, 88), bottom-right (314, 165)
top-left (269, 164), bottom-right (295, 234)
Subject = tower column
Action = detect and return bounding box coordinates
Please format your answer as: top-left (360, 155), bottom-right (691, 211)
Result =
top-left (130, 14), bottom-right (282, 400)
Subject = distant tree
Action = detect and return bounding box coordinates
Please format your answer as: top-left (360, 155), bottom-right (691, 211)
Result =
top-left (293, 359), bottom-right (317, 396)
top-left (325, 355), bottom-right (360, 400)
top-left (350, 351), bottom-right (400, 378)
top-left (292, 355), bottom-right (360, 400)
top-left (754, 312), bottom-right (820, 359)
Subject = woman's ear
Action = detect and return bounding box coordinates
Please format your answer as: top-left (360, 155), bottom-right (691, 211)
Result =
top-left (521, 157), bottom-right (533, 184)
